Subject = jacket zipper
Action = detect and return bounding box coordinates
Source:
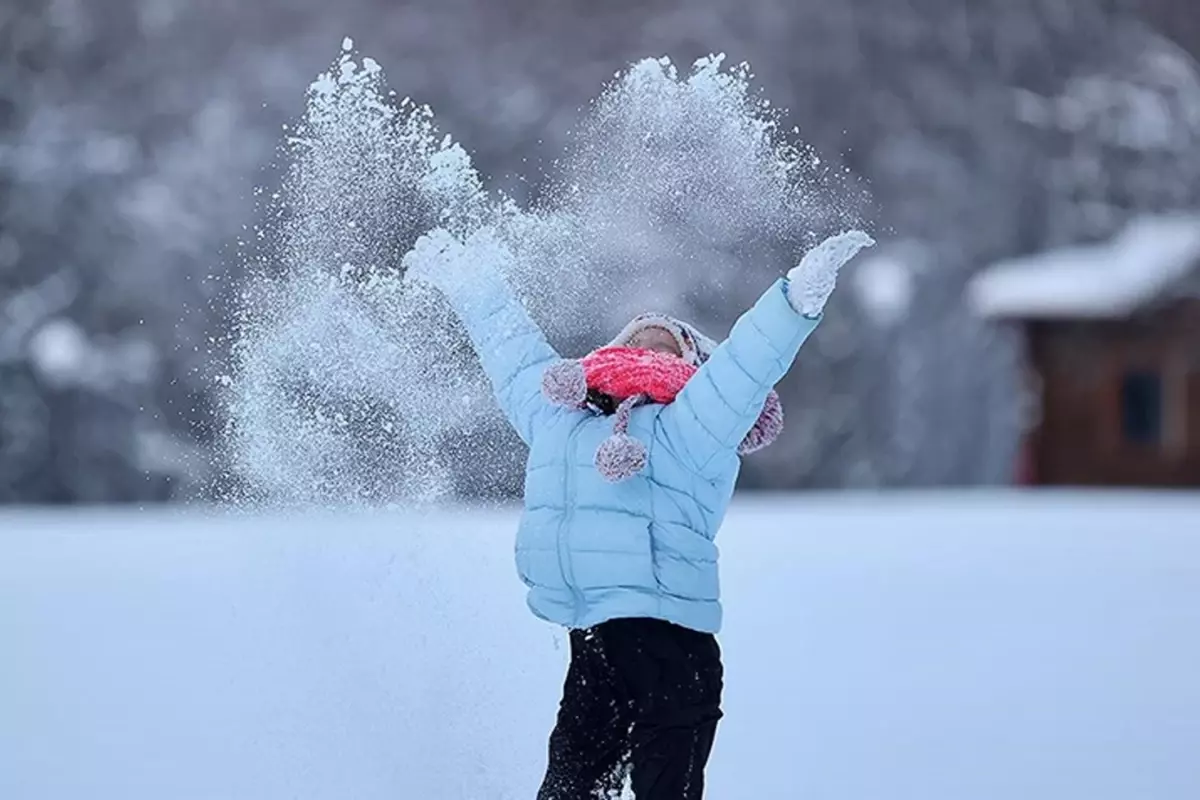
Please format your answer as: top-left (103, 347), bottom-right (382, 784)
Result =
top-left (557, 422), bottom-right (586, 620)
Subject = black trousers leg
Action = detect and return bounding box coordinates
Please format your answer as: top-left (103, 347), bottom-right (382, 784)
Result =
top-left (537, 628), bottom-right (632, 799)
top-left (624, 622), bottom-right (722, 800)
top-left (538, 619), bottom-right (723, 800)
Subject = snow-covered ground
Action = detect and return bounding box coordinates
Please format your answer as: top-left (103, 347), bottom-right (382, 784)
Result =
top-left (2, 492), bottom-right (1198, 800)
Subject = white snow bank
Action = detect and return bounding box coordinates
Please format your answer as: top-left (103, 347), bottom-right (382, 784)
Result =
top-left (2, 493), bottom-right (1199, 799)
top-left (969, 213), bottom-right (1200, 319)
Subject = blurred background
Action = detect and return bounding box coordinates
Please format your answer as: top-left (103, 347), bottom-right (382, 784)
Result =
top-left (2, 0), bottom-right (1200, 505)
top-left (3, 6), bottom-right (1199, 798)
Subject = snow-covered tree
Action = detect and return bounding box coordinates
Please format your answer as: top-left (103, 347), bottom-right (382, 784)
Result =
top-left (0, 0), bottom-right (263, 501)
top-left (3, 0), bottom-right (1199, 502)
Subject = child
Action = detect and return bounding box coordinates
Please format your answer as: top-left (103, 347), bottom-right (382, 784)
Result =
top-left (404, 227), bottom-right (873, 799)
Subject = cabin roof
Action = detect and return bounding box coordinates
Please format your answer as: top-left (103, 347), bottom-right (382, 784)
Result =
top-left (969, 213), bottom-right (1200, 320)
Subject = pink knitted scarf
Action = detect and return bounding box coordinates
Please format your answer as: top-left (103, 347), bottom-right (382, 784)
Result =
top-left (580, 346), bottom-right (698, 405)
top-left (541, 345), bottom-right (784, 482)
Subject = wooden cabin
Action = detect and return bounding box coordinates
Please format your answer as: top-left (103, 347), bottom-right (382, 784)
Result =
top-left (970, 214), bottom-right (1200, 487)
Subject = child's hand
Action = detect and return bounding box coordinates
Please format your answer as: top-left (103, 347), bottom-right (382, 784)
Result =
top-left (403, 227), bottom-right (512, 296)
top-left (402, 228), bottom-right (466, 292)
top-left (785, 230), bottom-right (875, 317)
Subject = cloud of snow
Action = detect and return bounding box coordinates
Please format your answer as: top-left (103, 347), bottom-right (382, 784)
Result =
top-left (222, 43), bottom-right (866, 507)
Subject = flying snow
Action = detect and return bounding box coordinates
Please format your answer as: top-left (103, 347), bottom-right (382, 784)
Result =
top-left (221, 43), bottom-right (867, 506)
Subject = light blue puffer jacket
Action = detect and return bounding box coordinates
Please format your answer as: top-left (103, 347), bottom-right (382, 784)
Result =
top-left (442, 268), bottom-right (819, 634)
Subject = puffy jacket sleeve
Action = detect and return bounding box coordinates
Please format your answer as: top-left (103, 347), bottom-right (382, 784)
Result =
top-left (437, 267), bottom-right (562, 446)
top-left (658, 278), bottom-right (820, 476)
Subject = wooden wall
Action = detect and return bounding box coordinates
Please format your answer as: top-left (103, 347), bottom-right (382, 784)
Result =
top-left (1026, 299), bottom-right (1200, 486)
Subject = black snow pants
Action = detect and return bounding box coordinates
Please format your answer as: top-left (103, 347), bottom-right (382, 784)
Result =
top-left (536, 617), bottom-right (723, 799)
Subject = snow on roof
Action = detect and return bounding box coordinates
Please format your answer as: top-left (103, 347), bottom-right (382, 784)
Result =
top-left (968, 213), bottom-right (1200, 319)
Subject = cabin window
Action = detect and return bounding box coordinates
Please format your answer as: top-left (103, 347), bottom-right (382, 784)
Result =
top-left (1119, 370), bottom-right (1164, 445)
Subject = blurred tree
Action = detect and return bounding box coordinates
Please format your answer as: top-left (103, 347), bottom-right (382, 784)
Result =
top-left (731, 0), bottom-right (1200, 488)
top-left (2, 0), bottom-right (1198, 502)
top-left (0, 0), bottom-right (231, 501)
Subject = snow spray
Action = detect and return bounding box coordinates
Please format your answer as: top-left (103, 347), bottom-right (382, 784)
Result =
top-left (220, 39), bottom-right (864, 506)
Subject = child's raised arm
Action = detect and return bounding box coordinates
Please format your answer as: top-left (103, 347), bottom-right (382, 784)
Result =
top-left (659, 231), bottom-right (874, 477)
top-left (403, 228), bottom-right (562, 446)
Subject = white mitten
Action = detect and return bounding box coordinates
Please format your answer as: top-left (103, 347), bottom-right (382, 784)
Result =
top-left (402, 228), bottom-right (466, 293)
top-left (785, 230), bottom-right (875, 317)
top-left (403, 227), bottom-right (514, 298)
